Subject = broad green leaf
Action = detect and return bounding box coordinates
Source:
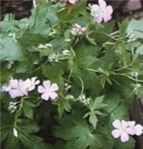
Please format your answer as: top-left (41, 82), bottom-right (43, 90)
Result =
top-left (0, 37), bottom-right (23, 61)
top-left (23, 101), bottom-right (34, 119)
top-left (126, 19), bottom-right (143, 39)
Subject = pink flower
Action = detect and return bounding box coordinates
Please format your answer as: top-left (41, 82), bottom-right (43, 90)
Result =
top-left (89, 0), bottom-right (113, 23)
top-left (112, 120), bottom-right (143, 143)
top-left (22, 77), bottom-right (40, 92)
top-left (3, 79), bottom-right (24, 98)
top-left (38, 80), bottom-right (59, 101)
top-left (127, 121), bottom-right (143, 136)
top-left (2, 77), bottom-right (40, 98)
top-left (112, 120), bottom-right (130, 143)
top-left (71, 24), bottom-right (87, 36)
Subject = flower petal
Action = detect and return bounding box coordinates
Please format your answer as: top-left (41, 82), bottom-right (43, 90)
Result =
top-left (51, 83), bottom-right (59, 91)
top-left (135, 124), bottom-right (143, 136)
top-left (95, 16), bottom-right (103, 23)
top-left (99, 0), bottom-right (106, 8)
top-left (106, 5), bottom-right (113, 16)
top-left (120, 132), bottom-right (129, 143)
top-left (112, 120), bottom-right (121, 129)
top-left (50, 92), bottom-right (58, 100)
top-left (112, 129), bottom-right (121, 138)
top-left (41, 93), bottom-right (50, 101)
top-left (43, 80), bottom-right (51, 89)
top-left (38, 86), bottom-right (45, 93)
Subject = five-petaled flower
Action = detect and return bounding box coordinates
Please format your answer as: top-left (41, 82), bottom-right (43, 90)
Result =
top-left (112, 120), bottom-right (143, 143)
top-left (89, 0), bottom-right (113, 23)
top-left (112, 120), bottom-right (130, 142)
top-left (38, 80), bottom-right (59, 101)
top-left (127, 121), bottom-right (143, 136)
top-left (2, 77), bottom-right (40, 98)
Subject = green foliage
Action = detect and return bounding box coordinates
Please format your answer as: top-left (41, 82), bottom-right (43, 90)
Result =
top-left (84, 96), bottom-right (107, 129)
top-left (0, 1), bottom-right (143, 149)
top-left (0, 37), bottom-right (23, 61)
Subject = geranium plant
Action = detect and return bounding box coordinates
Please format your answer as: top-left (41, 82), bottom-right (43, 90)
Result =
top-left (0, 0), bottom-right (143, 149)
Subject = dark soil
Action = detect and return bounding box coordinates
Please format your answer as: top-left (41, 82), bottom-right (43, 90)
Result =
top-left (0, 0), bottom-right (33, 20)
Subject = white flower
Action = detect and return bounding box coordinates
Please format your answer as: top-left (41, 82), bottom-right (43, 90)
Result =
top-left (127, 121), bottom-right (143, 136)
top-left (22, 77), bottom-right (40, 92)
top-left (89, 0), bottom-right (113, 23)
top-left (38, 80), bottom-right (59, 101)
top-left (71, 24), bottom-right (87, 36)
top-left (3, 79), bottom-right (24, 98)
top-left (13, 128), bottom-right (18, 137)
top-left (8, 102), bottom-right (17, 113)
top-left (2, 77), bottom-right (40, 98)
top-left (78, 94), bottom-right (91, 105)
top-left (48, 53), bottom-right (59, 62)
top-left (112, 120), bottom-right (143, 143)
top-left (68, 0), bottom-right (78, 4)
top-left (112, 120), bottom-right (130, 142)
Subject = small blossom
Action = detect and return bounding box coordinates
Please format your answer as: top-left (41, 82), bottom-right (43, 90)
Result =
top-left (8, 101), bottom-right (17, 113)
top-left (112, 120), bottom-right (143, 143)
top-left (22, 77), bottom-right (40, 92)
top-left (68, 0), bottom-right (78, 5)
top-left (78, 94), bottom-right (91, 105)
top-left (64, 83), bottom-right (72, 91)
top-left (2, 77), bottom-right (39, 98)
top-left (127, 121), bottom-right (143, 136)
top-left (89, 0), bottom-right (113, 23)
top-left (13, 128), bottom-right (18, 137)
top-left (71, 24), bottom-right (87, 36)
top-left (112, 120), bottom-right (130, 142)
top-left (48, 53), bottom-right (59, 62)
top-left (2, 79), bottom-right (24, 98)
top-left (38, 80), bottom-right (59, 101)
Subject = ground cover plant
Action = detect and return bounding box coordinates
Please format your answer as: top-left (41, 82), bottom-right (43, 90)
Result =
top-left (0, 0), bottom-right (143, 149)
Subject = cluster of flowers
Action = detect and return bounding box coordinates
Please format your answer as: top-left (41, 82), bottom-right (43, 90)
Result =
top-left (112, 120), bottom-right (143, 142)
top-left (71, 24), bottom-right (87, 36)
top-left (77, 94), bottom-right (91, 106)
top-left (2, 78), bottom-right (59, 101)
top-left (70, 0), bottom-right (113, 36)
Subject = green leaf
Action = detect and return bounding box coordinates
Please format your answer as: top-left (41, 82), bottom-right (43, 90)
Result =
top-left (85, 96), bottom-right (107, 129)
top-left (54, 114), bottom-right (99, 149)
top-left (126, 19), bottom-right (143, 39)
top-left (42, 62), bottom-right (65, 83)
top-left (23, 101), bottom-right (34, 119)
top-left (0, 37), bottom-right (23, 61)
top-left (136, 45), bottom-right (143, 55)
top-left (114, 138), bottom-right (135, 149)
top-left (57, 95), bottom-right (73, 117)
